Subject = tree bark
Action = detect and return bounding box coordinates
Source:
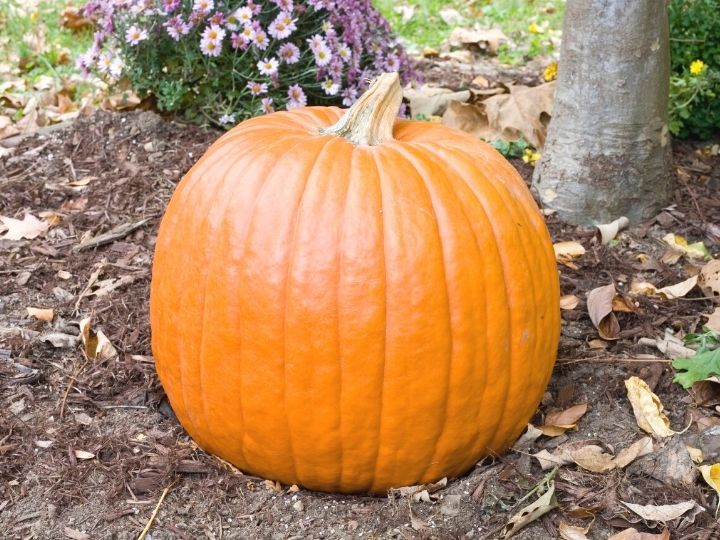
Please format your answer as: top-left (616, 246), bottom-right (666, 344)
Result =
top-left (532, 0), bottom-right (672, 225)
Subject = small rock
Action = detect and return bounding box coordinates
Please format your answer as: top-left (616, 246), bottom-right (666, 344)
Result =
top-left (53, 286), bottom-right (74, 302)
top-left (292, 500), bottom-right (304, 512)
top-left (74, 412), bottom-right (93, 426)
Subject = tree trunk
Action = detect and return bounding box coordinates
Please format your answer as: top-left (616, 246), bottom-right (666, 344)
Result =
top-left (532, 0), bottom-right (672, 225)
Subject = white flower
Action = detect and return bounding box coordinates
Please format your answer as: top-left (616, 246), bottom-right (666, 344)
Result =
top-left (314, 45), bottom-right (332, 66)
top-left (125, 25), bottom-right (148, 46)
top-left (321, 78), bottom-right (340, 96)
top-left (257, 57), bottom-right (279, 76)
top-left (219, 114), bottom-right (236, 125)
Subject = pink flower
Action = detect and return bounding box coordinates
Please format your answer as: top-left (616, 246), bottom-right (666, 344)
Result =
top-left (97, 51), bottom-right (113, 73)
top-left (261, 97), bottom-right (274, 114)
top-left (257, 57), bottom-right (279, 76)
top-left (342, 86), bottom-right (358, 107)
top-left (200, 37), bottom-right (222, 56)
top-left (125, 25), bottom-right (148, 46)
top-left (209, 12), bottom-right (225, 26)
top-left (240, 26), bottom-right (256, 42)
top-left (268, 17), bottom-right (293, 40)
top-left (109, 57), bottom-right (124, 78)
top-left (278, 43), bottom-right (300, 64)
top-left (274, 0), bottom-right (294, 10)
top-left (314, 45), bottom-right (332, 66)
top-left (232, 6), bottom-right (253, 27)
top-left (247, 81), bottom-right (268, 95)
top-left (287, 84), bottom-right (307, 109)
top-left (230, 32), bottom-right (247, 49)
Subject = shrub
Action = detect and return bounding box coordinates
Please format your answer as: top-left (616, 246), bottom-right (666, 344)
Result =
top-left (78, 0), bottom-right (418, 126)
top-left (668, 0), bottom-right (720, 139)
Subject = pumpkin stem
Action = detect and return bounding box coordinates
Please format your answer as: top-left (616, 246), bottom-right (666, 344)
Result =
top-left (321, 72), bottom-right (403, 146)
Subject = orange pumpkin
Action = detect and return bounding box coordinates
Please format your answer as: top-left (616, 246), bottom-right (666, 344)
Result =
top-left (150, 73), bottom-right (559, 494)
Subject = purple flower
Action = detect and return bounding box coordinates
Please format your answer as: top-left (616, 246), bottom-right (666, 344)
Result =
top-left (287, 84), bottom-right (307, 109)
top-left (252, 30), bottom-right (269, 50)
top-left (261, 97), bottom-right (274, 114)
top-left (278, 42), bottom-right (300, 64)
top-left (160, 0), bottom-right (180, 13)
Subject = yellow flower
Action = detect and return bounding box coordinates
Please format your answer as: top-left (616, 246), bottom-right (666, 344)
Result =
top-left (690, 59), bottom-right (707, 76)
top-left (543, 62), bottom-right (558, 81)
top-left (528, 22), bottom-right (542, 34)
top-left (522, 149), bottom-right (541, 165)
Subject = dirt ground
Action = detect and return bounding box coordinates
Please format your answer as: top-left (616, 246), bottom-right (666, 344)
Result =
top-left (1, 107), bottom-right (720, 540)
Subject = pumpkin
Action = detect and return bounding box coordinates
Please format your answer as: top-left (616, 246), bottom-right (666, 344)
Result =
top-left (150, 73), bottom-right (560, 494)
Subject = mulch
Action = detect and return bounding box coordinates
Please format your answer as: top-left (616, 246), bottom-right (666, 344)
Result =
top-left (1, 108), bottom-right (719, 539)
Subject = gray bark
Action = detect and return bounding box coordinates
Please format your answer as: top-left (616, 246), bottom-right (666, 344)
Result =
top-left (532, 0), bottom-right (672, 225)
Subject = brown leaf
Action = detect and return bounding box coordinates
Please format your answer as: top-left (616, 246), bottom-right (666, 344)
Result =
top-left (699, 259), bottom-right (720, 298)
top-left (612, 294), bottom-right (637, 313)
top-left (502, 482), bottom-right (557, 538)
top-left (705, 307), bottom-right (720, 333)
top-left (587, 283), bottom-right (620, 340)
top-left (26, 307), bottom-right (54, 321)
top-left (448, 27), bottom-right (508, 55)
top-left (558, 521), bottom-right (591, 540)
top-left (61, 7), bottom-right (93, 31)
top-left (560, 294), bottom-right (579, 310)
top-left (539, 403), bottom-right (588, 436)
top-left (621, 500), bottom-right (699, 522)
top-left (442, 82), bottom-right (555, 148)
top-left (404, 86), bottom-right (471, 118)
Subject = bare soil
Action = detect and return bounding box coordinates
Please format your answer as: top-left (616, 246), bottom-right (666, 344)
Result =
top-left (1, 109), bottom-right (719, 540)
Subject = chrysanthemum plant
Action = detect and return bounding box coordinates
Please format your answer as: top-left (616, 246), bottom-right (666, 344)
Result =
top-left (79, 0), bottom-right (418, 126)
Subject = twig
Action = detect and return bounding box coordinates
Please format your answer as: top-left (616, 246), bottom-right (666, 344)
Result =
top-left (74, 259), bottom-right (107, 314)
top-left (136, 486), bottom-right (171, 540)
top-left (73, 219), bottom-right (150, 251)
top-left (59, 357), bottom-right (90, 418)
top-left (556, 356), bottom-right (672, 365)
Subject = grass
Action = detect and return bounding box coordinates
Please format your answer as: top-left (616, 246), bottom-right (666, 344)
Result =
top-left (0, 0), bottom-right (93, 96)
top-left (374, 0), bottom-right (565, 64)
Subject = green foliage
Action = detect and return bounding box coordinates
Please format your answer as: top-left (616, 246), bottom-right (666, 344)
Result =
top-left (669, 0), bottom-right (720, 139)
top-left (672, 328), bottom-right (720, 388)
top-left (490, 138), bottom-right (529, 158)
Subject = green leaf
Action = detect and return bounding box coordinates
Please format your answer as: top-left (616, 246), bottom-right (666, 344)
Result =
top-left (673, 348), bottom-right (720, 388)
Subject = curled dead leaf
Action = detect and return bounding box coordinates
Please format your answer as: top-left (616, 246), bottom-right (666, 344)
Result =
top-left (0, 213), bottom-right (49, 240)
top-left (607, 528), bottom-right (670, 540)
top-left (79, 316), bottom-right (118, 361)
top-left (597, 216), bottom-right (629, 244)
top-left (630, 275), bottom-right (698, 300)
top-left (540, 403), bottom-right (588, 436)
top-left (621, 500), bottom-right (699, 522)
top-left (448, 27), bottom-right (508, 55)
top-left (558, 521), bottom-right (591, 540)
top-left (587, 283), bottom-right (620, 340)
top-left (502, 482), bottom-right (557, 539)
top-left (624, 376), bottom-right (676, 438)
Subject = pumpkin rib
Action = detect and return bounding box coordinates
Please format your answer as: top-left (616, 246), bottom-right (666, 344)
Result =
top-left (366, 147), bottom-right (389, 494)
top-left (168, 152), bottom-right (243, 443)
top-left (197, 135), bottom-right (305, 464)
top-left (433, 145), bottom-right (553, 450)
top-left (281, 136), bottom-right (353, 487)
top-left (418, 144), bottom-right (519, 454)
top-left (409, 142), bottom-right (510, 462)
top-left (380, 144), bottom-right (461, 482)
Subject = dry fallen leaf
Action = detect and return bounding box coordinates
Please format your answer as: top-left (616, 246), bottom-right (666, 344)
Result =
top-left (699, 259), bottom-right (720, 298)
top-left (533, 437), bottom-right (652, 472)
top-left (404, 86), bottom-right (471, 118)
top-left (607, 528), bottom-right (670, 540)
top-left (540, 403), bottom-right (588, 436)
top-left (0, 213), bottom-right (49, 240)
top-left (587, 283), bottom-right (620, 340)
top-left (560, 294), bottom-right (579, 310)
top-left (63, 527), bottom-right (91, 540)
top-left (704, 307), bottom-right (720, 333)
top-left (630, 276), bottom-right (698, 300)
top-left (73, 449), bottom-right (95, 460)
top-left (79, 316), bottom-right (118, 361)
top-left (502, 482), bottom-right (557, 539)
top-left (621, 500), bottom-right (699, 522)
top-left (553, 241), bottom-right (586, 269)
top-left (442, 82), bottom-right (555, 148)
top-left (26, 307), bottom-right (54, 322)
top-left (558, 521), bottom-right (591, 540)
top-left (663, 233), bottom-right (711, 260)
top-left (447, 27), bottom-right (508, 55)
top-left (624, 376), bottom-right (676, 438)
top-left (699, 463), bottom-right (720, 496)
